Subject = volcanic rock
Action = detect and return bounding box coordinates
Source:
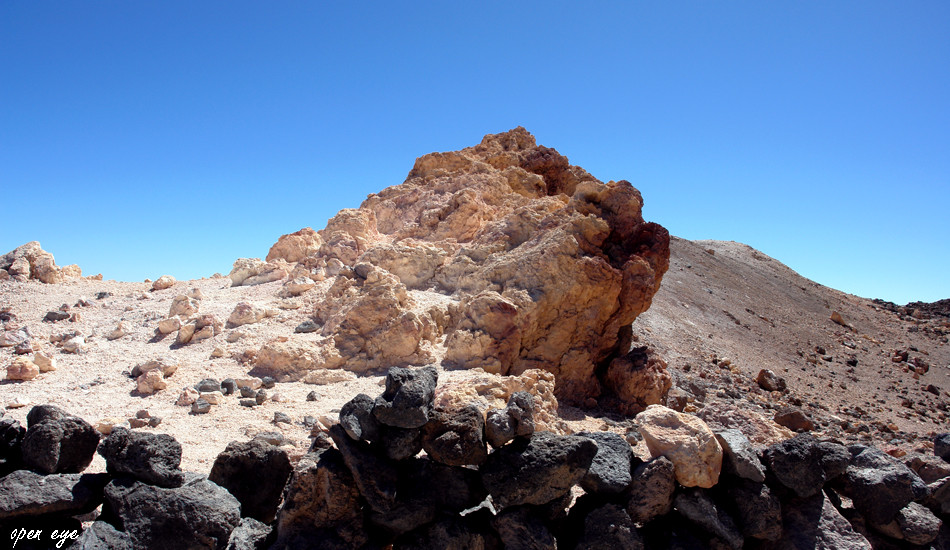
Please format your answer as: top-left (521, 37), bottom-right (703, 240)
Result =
top-left (71, 520), bottom-right (133, 549)
top-left (97, 427), bottom-right (185, 488)
top-left (209, 439), bottom-right (292, 524)
top-left (715, 429), bottom-right (766, 482)
top-left (0, 241), bottom-right (82, 283)
top-left (103, 473), bottom-right (241, 550)
top-left (0, 470), bottom-right (108, 520)
top-left (579, 431), bottom-right (634, 495)
top-left (21, 406), bottom-right (99, 474)
top-left (485, 391), bottom-right (536, 448)
top-left (763, 433), bottom-right (848, 498)
top-left (373, 366), bottom-right (438, 429)
top-left (626, 456), bottom-right (676, 523)
top-left (421, 404), bottom-right (487, 466)
top-left (840, 444), bottom-right (930, 525)
top-left (479, 431), bottom-right (597, 509)
top-left (225, 517), bottom-right (272, 550)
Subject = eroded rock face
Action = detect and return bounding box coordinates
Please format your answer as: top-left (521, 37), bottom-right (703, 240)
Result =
top-left (0, 241), bottom-right (83, 283)
top-left (263, 128), bottom-right (670, 405)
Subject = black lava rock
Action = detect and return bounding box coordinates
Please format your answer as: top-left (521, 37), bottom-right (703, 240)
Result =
top-left (209, 439), bottom-right (292, 524)
top-left (97, 427), bottom-right (185, 488)
top-left (373, 366), bottom-right (438, 429)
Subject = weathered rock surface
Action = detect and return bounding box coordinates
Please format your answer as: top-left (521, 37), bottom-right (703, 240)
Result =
top-left (579, 431), bottom-right (634, 495)
top-left (839, 444), bottom-right (930, 525)
top-left (637, 404), bottom-right (722, 488)
top-left (0, 470), bottom-right (108, 520)
top-left (480, 431), bottom-right (597, 509)
top-left (71, 520), bottom-right (133, 549)
top-left (626, 456), bottom-right (676, 523)
top-left (209, 439), bottom-right (292, 524)
top-left (0, 241), bottom-right (82, 283)
top-left (103, 473), bottom-right (241, 550)
top-left (373, 366), bottom-right (438, 429)
top-left (98, 427), bottom-right (185, 488)
top-left (262, 128), bottom-right (670, 404)
top-left (21, 406), bottom-right (100, 474)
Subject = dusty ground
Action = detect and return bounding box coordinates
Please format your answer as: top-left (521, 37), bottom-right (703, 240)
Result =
top-left (634, 237), bottom-right (950, 450)
top-left (1, 237), bottom-right (947, 475)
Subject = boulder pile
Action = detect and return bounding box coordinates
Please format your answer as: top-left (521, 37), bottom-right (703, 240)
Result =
top-left (1, 368), bottom-right (948, 549)
top-left (246, 127), bottom-right (672, 410)
top-left (0, 241), bottom-right (83, 283)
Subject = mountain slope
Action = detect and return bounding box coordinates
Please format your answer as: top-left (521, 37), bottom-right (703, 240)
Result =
top-left (634, 236), bottom-right (950, 444)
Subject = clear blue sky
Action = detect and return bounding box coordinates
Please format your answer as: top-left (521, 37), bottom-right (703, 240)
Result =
top-left (2, 2), bottom-right (947, 304)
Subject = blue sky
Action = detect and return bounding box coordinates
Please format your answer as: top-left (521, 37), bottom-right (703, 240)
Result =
top-left (2, 2), bottom-right (947, 304)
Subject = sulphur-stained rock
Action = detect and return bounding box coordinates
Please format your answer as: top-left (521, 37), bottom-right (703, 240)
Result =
top-left (137, 370), bottom-right (167, 394)
top-left (252, 340), bottom-right (344, 381)
top-left (265, 128), bottom-right (669, 404)
top-left (151, 275), bottom-right (176, 291)
top-left (280, 276), bottom-right (316, 297)
top-left (131, 356), bottom-right (179, 378)
top-left (228, 301), bottom-right (266, 327)
top-left (602, 346), bottom-right (672, 414)
top-left (637, 404), bottom-right (722, 488)
top-left (157, 317), bottom-right (181, 334)
top-left (168, 294), bottom-right (199, 317)
top-left (0, 241), bottom-right (82, 284)
top-left (267, 227), bottom-right (324, 263)
top-left (6, 357), bottom-right (39, 381)
top-left (229, 257), bottom-right (288, 287)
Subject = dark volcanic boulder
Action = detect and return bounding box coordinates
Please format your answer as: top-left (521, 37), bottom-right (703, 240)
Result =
top-left (0, 417), bottom-right (25, 475)
top-left (70, 520), bottom-right (133, 550)
top-left (21, 407), bottom-right (99, 474)
top-left (715, 429), bottom-right (766, 482)
top-left (763, 433), bottom-right (847, 498)
top-left (209, 439), bottom-right (292, 524)
top-left (225, 517), bottom-right (273, 550)
top-left (574, 503), bottom-right (644, 550)
top-left (377, 425), bottom-right (423, 461)
top-left (673, 488), bottom-right (743, 550)
top-left (773, 492), bottom-right (872, 549)
top-left (339, 393), bottom-right (381, 442)
top-left (722, 478), bottom-right (782, 542)
top-left (373, 366), bottom-right (438, 429)
top-left (421, 404), bottom-right (488, 466)
top-left (840, 445), bottom-right (930, 525)
top-left (626, 456), bottom-right (676, 523)
top-left (97, 427), bottom-right (185, 488)
top-left (393, 512), bottom-right (502, 550)
top-left (479, 431), bottom-right (597, 509)
top-left (934, 433), bottom-right (950, 462)
top-left (579, 431), bottom-right (634, 495)
top-left (103, 473), bottom-right (241, 550)
top-left (0, 470), bottom-right (108, 520)
top-left (327, 424), bottom-right (398, 512)
top-left (491, 506), bottom-right (557, 550)
top-left (485, 391), bottom-right (535, 449)
top-left (273, 449), bottom-right (366, 550)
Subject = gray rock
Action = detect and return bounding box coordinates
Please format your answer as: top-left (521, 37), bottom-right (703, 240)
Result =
top-left (763, 433), bottom-right (837, 497)
top-left (97, 427), bottom-right (185, 488)
top-left (226, 517), bottom-right (272, 550)
top-left (480, 431), bottom-right (597, 509)
top-left (422, 405), bottom-right (488, 466)
top-left (575, 503), bottom-right (644, 550)
top-left (883, 501), bottom-right (942, 546)
top-left (716, 429), bottom-right (766, 482)
top-left (261, 376), bottom-right (276, 389)
top-left (935, 433), bottom-right (950, 462)
top-left (841, 445), bottom-right (930, 525)
top-left (339, 393), bottom-right (380, 442)
top-left (253, 431), bottom-right (284, 446)
top-left (192, 398), bottom-right (211, 414)
top-left (306, 390), bottom-right (318, 402)
top-left (376, 425), bottom-right (422, 461)
top-left (0, 417), bottom-right (25, 475)
top-left (0, 470), bottom-right (108, 520)
top-left (255, 389), bottom-right (267, 405)
top-left (485, 391), bottom-right (535, 449)
top-left (21, 408), bottom-right (100, 474)
top-left (221, 379), bottom-right (238, 395)
top-left (209, 439), bottom-right (292, 524)
top-left (294, 320), bottom-right (319, 333)
top-left (723, 478), bottom-right (782, 541)
top-left (103, 473), bottom-right (241, 550)
top-left (240, 386), bottom-right (256, 398)
top-left (579, 431), bottom-right (634, 495)
top-left (773, 492), bottom-right (871, 549)
top-left (44, 310), bottom-right (70, 322)
top-left (626, 456), bottom-right (676, 523)
top-left (492, 506), bottom-right (556, 550)
top-left (756, 368), bottom-right (787, 392)
top-left (195, 378), bottom-right (221, 393)
top-left (239, 398), bottom-right (257, 408)
top-left (373, 366), bottom-right (438, 429)
top-left (273, 412), bottom-right (292, 425)
top-left (674, 488), bottom-right (743, 550)
top-left (70, 520), bottom-right (133, 550)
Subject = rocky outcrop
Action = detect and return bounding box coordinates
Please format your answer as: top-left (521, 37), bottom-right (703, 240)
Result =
top-left (262, 128), bottom-right (670, 406)
top-left (0, 241), bottom-right (82, 283)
